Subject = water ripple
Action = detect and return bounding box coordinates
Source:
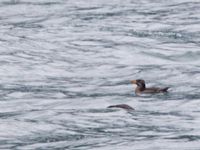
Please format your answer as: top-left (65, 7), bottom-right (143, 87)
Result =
top-left (1, 0), bottom-right (200, 149)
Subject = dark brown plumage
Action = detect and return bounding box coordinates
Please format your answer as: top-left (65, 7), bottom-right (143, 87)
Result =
top-left (107, 104), bottom-right (134, 110)
top-left (131, 79), bottom-right (169, 95)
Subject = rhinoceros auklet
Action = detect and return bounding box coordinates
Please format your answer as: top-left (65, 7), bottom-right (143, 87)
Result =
top-left (131, 79), bottom-right (169, 95)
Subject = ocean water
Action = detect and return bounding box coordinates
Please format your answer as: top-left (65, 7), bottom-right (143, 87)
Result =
top-left (0, 0), bottom-right (200, 149)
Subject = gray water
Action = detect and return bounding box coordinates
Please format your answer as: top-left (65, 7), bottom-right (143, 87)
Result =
top-left (0, 0), bottom-right (200, 149)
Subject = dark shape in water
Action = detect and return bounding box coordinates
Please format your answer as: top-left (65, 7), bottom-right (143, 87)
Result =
top-left (131, 79), bottom-right (169, 95)
top-left (107, 104), bottom-right (134, 110)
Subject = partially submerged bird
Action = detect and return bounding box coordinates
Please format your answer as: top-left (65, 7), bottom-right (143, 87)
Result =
top-left (107, 104), bottom-right (134, 110)
top-left (131, 79), bottom-right (169, 95)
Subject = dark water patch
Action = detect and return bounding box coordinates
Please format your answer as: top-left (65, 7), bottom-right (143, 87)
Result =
top-left (141, 51), bottom-right (200, 62)
top-left (66, 91), bottom-right (134, 99)
top-left (1, 85), bottom-right (65, 93)
top-left (146, 110), bottom-right (194, 119)
top-left (0, 112), bottom-right (21, 119)
top-left (0, 85), bottom-right (70, 100)
top-left (75, 6), bottom-right (103, 11)
top-left (54, 108), bottom-right (118, 116)
top-left (22, 134), bottom-right (86, 145)
top-left (166, 135), bottom-right (200, 141)
top-left (129, 30), bottom-right (193, 42)
top-left (1, 1), bottom-right (62, 6)
top-left (11, 22), bottom-right (44, 29)
top-left (167, 1), bottom-right (200, 9)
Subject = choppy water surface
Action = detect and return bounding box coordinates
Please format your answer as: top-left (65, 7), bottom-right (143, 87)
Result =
top-left (0, 0), bottom-right (200, 149)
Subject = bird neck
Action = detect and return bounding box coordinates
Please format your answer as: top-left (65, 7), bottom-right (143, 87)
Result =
top-left (136, 85), bottom-right (146, 91)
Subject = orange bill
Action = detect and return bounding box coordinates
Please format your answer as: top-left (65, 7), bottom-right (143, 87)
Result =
top-left (131, 80), bottom-right (137, 84)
